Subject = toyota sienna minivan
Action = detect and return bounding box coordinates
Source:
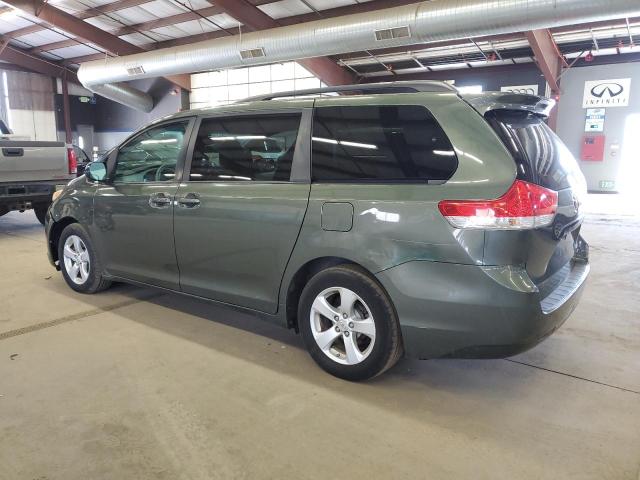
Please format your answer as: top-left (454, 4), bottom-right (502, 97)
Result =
top-left (45, 81), bottom-right (589, 380)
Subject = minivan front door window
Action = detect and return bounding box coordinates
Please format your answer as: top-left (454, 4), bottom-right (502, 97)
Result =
top-left (114, 122), bottom-right (188, 183)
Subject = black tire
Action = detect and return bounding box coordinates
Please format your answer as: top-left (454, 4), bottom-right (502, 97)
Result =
top-left (58, 223), bottom-right (111, 294)
top-left (298, 264), bottom-right (403, 381)
top-left (33, 203), bottom-right (49, 225)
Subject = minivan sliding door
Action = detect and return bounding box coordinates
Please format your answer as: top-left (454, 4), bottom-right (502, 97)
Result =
top-left (173, 108), bottom-right (312, 313)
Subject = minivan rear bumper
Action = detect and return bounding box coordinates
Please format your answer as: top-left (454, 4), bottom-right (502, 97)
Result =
top-left (376, 259), bottom-right (589, 359)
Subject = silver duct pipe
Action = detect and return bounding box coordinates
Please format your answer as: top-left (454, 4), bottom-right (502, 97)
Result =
top-left (78, 0), bottom-right (640, 110)
top-left (88, 82), bottom-right (154, 113)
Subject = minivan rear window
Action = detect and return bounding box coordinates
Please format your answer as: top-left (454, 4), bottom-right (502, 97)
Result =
top-left (487, 110), bottom-right (585, 191)
top-left (311, 105), bottom-right (458, 183)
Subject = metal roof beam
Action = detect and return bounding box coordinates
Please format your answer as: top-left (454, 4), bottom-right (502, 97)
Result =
top-left (2, 0), bottom-right (190, 90)
top-left (32, 4), bottom-right (229, 52)
top-left (62, 52), bottom-right (113, 65)
top-left (0, 41), bottom-right (78, 82)
top-left (5, 0), bottom-right (142, 55)
top-left (76, 0), bottom-right (155, 18)
top-left (4, 0), bottom-right (277, 44)
top-left (30, 38), bottom-right (79, 53)
top-left (2, 0), bottom-right (153, 39)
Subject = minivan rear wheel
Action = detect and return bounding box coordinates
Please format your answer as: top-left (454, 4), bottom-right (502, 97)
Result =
top-left (298, 265), bottom-right (403, 381)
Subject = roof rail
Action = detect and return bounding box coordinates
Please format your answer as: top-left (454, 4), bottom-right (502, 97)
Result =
top-left (243, 80), bottom-right (457, 102)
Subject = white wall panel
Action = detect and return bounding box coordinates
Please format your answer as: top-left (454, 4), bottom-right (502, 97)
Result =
top-left (228, 83), bottom-right (249, 100)
top-left (189, 62), bottom-right (321, 109)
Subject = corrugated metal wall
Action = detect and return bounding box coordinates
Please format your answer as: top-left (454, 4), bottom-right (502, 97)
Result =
top-left (1, 70), bottom-right (57, 141)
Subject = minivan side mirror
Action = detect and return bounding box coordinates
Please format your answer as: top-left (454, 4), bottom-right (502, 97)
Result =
top-left (85, 162), bottom-right (108, 182)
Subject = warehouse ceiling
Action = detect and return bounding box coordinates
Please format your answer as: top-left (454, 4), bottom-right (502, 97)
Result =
top-left (0, 0), bottom-right (637, 87)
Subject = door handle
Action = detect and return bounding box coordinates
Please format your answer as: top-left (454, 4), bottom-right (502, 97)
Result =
top-left (177, 193), bottom-right (201, 208)
top-left (149, 192), bottom-right (172, 208)
top-left (2, 147), bottom-right (24, 157)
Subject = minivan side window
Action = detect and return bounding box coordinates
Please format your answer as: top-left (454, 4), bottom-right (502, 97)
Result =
top-left (311, 105), bottom-right (458, 182)
top-left (189, 114), bottom-right (301, 182)
top-left (113, 121), bottom-right (188, 183)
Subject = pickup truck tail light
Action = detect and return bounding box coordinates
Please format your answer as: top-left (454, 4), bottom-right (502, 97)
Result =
top-left (438, 180), bottom-right (558, 230)
top-left (67, 147), bottom-right (77, 175)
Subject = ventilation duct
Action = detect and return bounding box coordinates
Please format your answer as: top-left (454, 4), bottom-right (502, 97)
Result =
top-left (126, 66), bottom-right (146, 76)
top-left (77, 0), bottom-right (640, 111)
top-left (375, 26), bottom-right (411, 42)
top-left (87, 81), bottom-right (153, 113)
top-left (239, 47), bottom-right (266, 60)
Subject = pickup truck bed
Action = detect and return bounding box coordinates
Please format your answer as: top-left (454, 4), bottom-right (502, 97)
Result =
top-left (0, 140), bottom-right (72, 224)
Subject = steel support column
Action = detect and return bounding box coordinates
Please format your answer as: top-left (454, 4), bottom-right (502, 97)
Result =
top-left (525, 29), bottom-right (568, 130)
top-left (61, 74), bottom-right (72, 144)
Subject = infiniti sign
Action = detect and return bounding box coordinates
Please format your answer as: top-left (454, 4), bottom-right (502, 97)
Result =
top-left (590, 83), bottom-right (624, 98)
top-left (583, 78), bottom-right (631, 108)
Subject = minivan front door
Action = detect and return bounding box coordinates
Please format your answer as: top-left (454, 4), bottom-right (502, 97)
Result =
top-left (92, 119), bottom-right (193, 289)
top-left (173, 109), bottom-right (311, 313)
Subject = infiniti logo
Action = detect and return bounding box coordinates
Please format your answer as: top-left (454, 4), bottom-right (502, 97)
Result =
top-left (590, 82), bottom-right (624, 98)
top-left (583, 78), bottom-right (630, 108)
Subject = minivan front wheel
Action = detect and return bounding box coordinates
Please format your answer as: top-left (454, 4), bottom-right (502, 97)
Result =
top-left (299, 265), bottom-right (403, 381)
top-left (63, 235), bottom-right (91, 285)
top-left (58, 223), bottom-right (111, 294)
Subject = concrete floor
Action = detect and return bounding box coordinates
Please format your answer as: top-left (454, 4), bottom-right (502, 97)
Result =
top-left (0, 199), bottom-right (639, 480)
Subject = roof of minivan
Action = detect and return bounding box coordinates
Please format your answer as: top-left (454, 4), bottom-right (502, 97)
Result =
top-left (154, 80), bottom-right (553, 124)
top-left (156, 80), bottom-right (458, 122)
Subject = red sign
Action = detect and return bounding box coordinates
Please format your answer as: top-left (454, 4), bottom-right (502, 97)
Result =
top-left (581, 135), bottom-right (605, 162)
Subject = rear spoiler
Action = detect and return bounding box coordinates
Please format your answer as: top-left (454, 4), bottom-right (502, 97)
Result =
top-left (462, 92), bottom-right (555, 118)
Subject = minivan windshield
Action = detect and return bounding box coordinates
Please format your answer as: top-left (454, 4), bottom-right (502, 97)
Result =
top-left (487, 110), bottom-right (586, 194)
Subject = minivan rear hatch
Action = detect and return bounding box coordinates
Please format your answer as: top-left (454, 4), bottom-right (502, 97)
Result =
top-left (465, 93), bottom-right (588, 292)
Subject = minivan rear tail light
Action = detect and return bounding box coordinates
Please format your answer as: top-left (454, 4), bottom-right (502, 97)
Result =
top-left (438, 180), bottom-right (558, 230)
top-left (67, 147), bottom-right (77, 175)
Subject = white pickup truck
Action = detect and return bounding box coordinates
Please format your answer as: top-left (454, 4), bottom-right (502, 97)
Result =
top-left (0, 120), bottom-right (76, 224)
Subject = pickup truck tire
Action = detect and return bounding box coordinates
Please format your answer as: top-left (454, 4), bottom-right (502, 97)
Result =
top-left (33, 203), bottom-right (49, 225)
top-left (58, 223), bottom-right (111, 294)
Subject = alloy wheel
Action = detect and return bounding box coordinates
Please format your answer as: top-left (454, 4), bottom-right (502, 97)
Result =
top-left (309, 286), bottom-right (376, 365)
top-left (62, 235), bottom-right (90, 285)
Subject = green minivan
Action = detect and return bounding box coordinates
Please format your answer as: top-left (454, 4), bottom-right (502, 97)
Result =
top-left (45, 81), bottom-right (589, 380)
